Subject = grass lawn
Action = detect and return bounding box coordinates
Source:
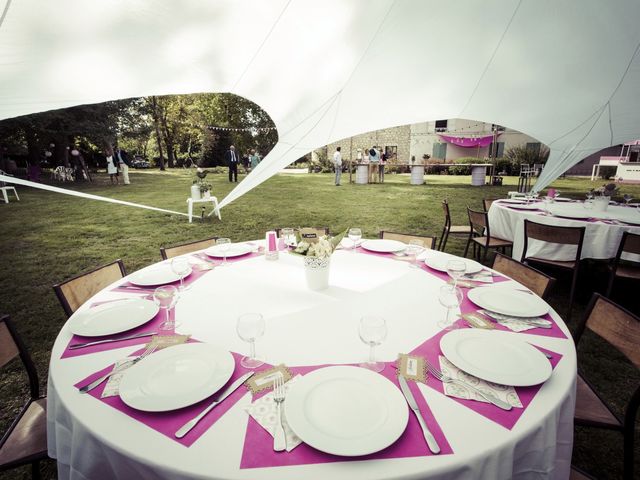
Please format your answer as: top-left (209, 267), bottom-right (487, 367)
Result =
top-left (1, 170), bottom-right (639, 479)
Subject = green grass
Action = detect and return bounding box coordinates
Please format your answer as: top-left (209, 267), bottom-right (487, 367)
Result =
top-left (1, 170), bottom-right (639, 479)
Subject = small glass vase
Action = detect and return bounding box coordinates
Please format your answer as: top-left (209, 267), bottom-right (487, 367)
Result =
top-left (304, 256), bottom-right (330, 290)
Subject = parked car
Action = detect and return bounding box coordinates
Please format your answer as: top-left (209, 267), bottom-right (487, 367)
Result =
top-left (131, 159), bottom-right (150, 169)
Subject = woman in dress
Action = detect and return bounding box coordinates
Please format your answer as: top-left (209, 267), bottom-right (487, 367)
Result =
top-left (249, 149), bottom-right (260, 170)
top-left (105, 145), bottom-right (119, 184)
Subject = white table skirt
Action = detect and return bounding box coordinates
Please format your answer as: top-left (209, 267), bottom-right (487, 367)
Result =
top-left (47, 249), bottom-right (576, 480)
top-left (488, 201), bottom-right (640, 261)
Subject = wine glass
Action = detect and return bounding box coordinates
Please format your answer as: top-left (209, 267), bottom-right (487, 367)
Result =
top-left (358, 315), bottom-right (387, 372)
top-left (405, 239), bottom-right (424, 268)
top-left (153, 285), bottom-right (179, 333)
top-left (281, 227), bottom-right (295, 248)
top-left (216, 237), bottom-right (231, 266)
top-left (436, 285), bottom-right (463, 331)
top-left (624, 194), bottom-right (633, 205)
top-left (348, 227), bottom-right (362, 253)
top-left (170, 257), bottom-right (191, 292)
top-left (542, 196), bottom-right (553, 214)
top-left (236, 313), bottom-right (265, 368)
top-left (446, 259), bottom-right (467, 288)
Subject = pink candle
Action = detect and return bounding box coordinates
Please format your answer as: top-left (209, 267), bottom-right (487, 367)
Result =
top-left (266, 231), bottom-right (277, 252)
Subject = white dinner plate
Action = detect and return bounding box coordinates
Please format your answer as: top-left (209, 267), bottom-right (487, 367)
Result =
top-left (284, 366), bottom-right (409, 456)
top-left (553, 197), bottom-right (573, 202)
top-left (547, 205), bottom-right (593, 220)
top-left (467, 286), bottom-right (549, 317)
top-left (506, 203), bottom-right (544, 210)
top-left (360, 239), bottom-right (406, 253)
top-left (204, 243), bottom-right (254, 258)
top-left (424, 253), bottom-right (483, 274)
top-left (497, 199), bottom-right (527, 204)
top-left (128, 264), bottom-right (191, 286)
top-left (119, 343), bottom-right (235, 412)
top-left (440, 329), bottom-right (552, 386)
top-left (68, 298), bottom-right (159, 337)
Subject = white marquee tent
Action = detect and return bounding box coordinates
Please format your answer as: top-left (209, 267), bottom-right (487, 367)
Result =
top-left (1, 0), bottom-right (640, 208)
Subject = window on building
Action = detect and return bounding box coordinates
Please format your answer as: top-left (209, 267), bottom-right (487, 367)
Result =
top-left (526, 142), bottom-right (541, 156)
top-left (384, 146), bottom-right (397, 162)
top-left (432, 143), bottom-right (447, 159)
top-left (435, 120), bottom-right (448, 132)
top-left (489, 142), bottom-right (505, 158)
top-left (491, 124), bottom-right (506, 132)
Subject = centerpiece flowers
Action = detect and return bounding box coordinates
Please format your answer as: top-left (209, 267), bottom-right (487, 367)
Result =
top-left (192, 168), bottom-right (212, 199)
top-left (290, 229), bottom-right (346, 290)
top-left (589, 183), bottom-right (619, 212)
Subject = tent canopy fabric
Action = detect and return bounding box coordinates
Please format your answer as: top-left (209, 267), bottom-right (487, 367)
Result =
top-left (2, 0), bottom-right (640, 205)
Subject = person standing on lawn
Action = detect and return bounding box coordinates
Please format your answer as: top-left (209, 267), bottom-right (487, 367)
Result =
top-left (368, 146), bottom-right (379, 183)
top-left (333, 146), bottom-right (342, 186)
top-left (105, 145), bottom-right (119, 185)
top-left (116, 147), bottom-right (131, 185)
top-left (379, 148), bottom-right (386, 183)
top-left (249, 149), bottom-right (260, 170)
top-left (225, 145), bottom-right (239, 182)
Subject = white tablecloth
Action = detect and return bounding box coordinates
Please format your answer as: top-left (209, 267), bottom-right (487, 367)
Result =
top-left (488, 201), bottom-right (640, 261)
top-left (47, 249), bottom-right (576, 480)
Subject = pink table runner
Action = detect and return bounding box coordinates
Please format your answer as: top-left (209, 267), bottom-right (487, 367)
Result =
top-left (239, 363), bottom-right (453, 469)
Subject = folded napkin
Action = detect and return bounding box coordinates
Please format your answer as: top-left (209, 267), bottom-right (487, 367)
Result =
top-left (462, 271), bottom-right (494, 283)
top-left (245, 375), bottom-right (302, 452)
top-left (480, 310), bottom-right (552, 332)
top-left (439, 356), bottom-right (522, 408)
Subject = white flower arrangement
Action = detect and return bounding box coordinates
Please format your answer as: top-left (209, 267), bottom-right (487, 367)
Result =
top-left (291, 230), bottom-right (346, 259)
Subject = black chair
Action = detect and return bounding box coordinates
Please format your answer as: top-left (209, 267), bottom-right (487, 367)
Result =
top-left (463, 207), bottom-right (512, 262)
top-left (438, 199), bottom-right (472, 252)
top-left (606, 231), bottom-right (640, 297)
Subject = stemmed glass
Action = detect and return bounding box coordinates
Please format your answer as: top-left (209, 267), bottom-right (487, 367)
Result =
top-left (348, 227), bottom-right (362, 252)
top-left (437, 285), bottom-right (463, 331)
top-left (446, 259), bottom-right (467, 287)
top-left (542, 196), bottom-right (553, 214)
top-left (624, 194), bottom-right (633, 205)
top-left (358, 315), bottom-right (387, 372)
top-left (153, 285), bottom-right (179, 333)
top-left (216, 237), bottom-right (231, 266)
top-left (405, 239), bottom-right (424, 268)
top-left (281, 228), bottom-right (295, 248)
top-left (236, 313), bottom-right (265, 368)
top-left (171, 257), bottom-right (191, 292)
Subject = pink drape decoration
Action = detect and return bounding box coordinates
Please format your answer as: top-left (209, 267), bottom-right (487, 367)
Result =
top-left (438, 134), bottom-right (500, 148)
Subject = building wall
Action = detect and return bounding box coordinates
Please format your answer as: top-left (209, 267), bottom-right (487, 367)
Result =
top-left (564, 145), bottom-right (623, 176)
top-left (326, 125), bottom-right (411, 163)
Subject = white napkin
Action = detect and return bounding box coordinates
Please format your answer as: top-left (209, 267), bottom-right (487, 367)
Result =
top-left (245, 375), bottom-right (302, 451)
top-left (439, 356), bottom-right (523, 408)
top-left (462, 271), bottom-right (494, 283)
top-left (480, 310), bottom-right (552, 332)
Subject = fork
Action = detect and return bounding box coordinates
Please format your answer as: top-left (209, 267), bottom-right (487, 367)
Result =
top-left (424, 359), bottom-right (512, 411)
top-left (272, 374), bottom-right (287, 451)
top-left (78, 344), bottom-right (158, 394)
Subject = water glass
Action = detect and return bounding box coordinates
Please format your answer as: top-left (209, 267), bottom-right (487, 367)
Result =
top-left (405, 239), bottom-right (424, 268)
top-left (436, 285), bottom-right (463, 331)
top-left (236, 313), bottom-right (265, 368)
top-left (358, 315), bottom-right (387, 372)
top-left (348, 227), bottom-right (362, 252)
top-left (170, 257), bottom-right (191, 292)
top-left (542, 196), bottom-right (553, 214)
top-left (281, 227), bottom-right (295, 248)
top-left (446, 259), bottom-right (467, 287)
top-left (216, 237), bottom-right (231, 266)
top-left (153, 285), bottom-right (179, 333)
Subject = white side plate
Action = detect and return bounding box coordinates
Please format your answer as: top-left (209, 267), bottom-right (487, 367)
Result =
top-left (68, 298), bottom-right (159, 337)
top-left (440, 329), bottom-right (552, 386)
top-left (204, 243), bottom-right (254, 258)
top-left (424, 253), bottom-right (483, 274)
top-left (467, 287), bottom-right (549, 317)
top-left (360, 239), bottom-right (406, 253)
top-left (284, 366), bottom-right (408, 456)
top-left (119, 343), bottom-right (235, 412)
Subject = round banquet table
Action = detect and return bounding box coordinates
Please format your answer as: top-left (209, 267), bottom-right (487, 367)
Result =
top-left (488, 200), bottom-right (640, 261)
top-left (47, 246), bottom-right (577, 480)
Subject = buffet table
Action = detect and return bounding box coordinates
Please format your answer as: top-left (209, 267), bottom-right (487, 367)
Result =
top-left (489, 199), bottom-right (640, 261)
top-left (47, 244), bottom-right (576, 480)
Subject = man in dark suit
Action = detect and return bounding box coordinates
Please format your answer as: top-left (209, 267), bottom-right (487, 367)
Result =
top-left (225, 145), bottom-right (239, 182)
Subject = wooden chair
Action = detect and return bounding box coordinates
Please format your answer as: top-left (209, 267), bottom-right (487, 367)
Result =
top-left (570, 466), bottom-right (597, 480)
top-left (521, 220), bottom-right (585, 321)
top-left (160, 236), bottom-right (218, 260)
top-left (491, 253), bottom-right (555, 299)
top-left (573, 293), bottom-right (640, 480)
top-left (0, 315), bottom-right (48, 479)
top-left (275, 227), bottom-right (330, 238)
top-left (379, 231), bottom-right (436, 250)
top-left (463, 207), bottom-right (512, 263)
top-left (53, 259), bottom-right (127, 318)
top-left (438, 199), bottom-right (472, 252)
top-left (482, 198), bottom-right (498, 211)
top-left (606, 231), bottom-right (640, 297)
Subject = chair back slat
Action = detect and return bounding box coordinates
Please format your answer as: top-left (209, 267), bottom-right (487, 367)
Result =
top-left (0, 321), bottom-right (19, 368)
top-left (53, 260), bottom-right (126, 317)
top-left (441, 200), bottom-right (451, 225)
top-left (379, 231), bottom-right (436, 249)
top-left (584, 295), bottom-right (640, 370)
top-left (161, 237), bottom-right (218, 260)
top-left (491, 253), bottom-right (554, 298)
top-left (621, 231), bottom-right (640, 256)
top-left (467, 207), bottom-right (487, 234)
top-left (524, 220), bottom-right (584, 245)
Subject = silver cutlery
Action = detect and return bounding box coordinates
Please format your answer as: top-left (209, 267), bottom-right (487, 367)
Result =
top-left (174, 371), bottom-right (254, 438)
top-left (116, 285), bottom-right (156, 292)
top-left (482, 310), bottom-right (552, 329)
top-left (273, 374), bottom-right (287, 451)
top-left (398, 375), bottom-right (440, 454)
top-left (69, 331), bottom-right (157, 350)
top-left (424, 359), bottom-right (512, 411)
top-left (78, 345), bottom-right (158, 393)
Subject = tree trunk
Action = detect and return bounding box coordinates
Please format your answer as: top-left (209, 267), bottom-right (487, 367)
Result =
top-left (150, 96), bottom-right (165, 170)
top-left (160, 110), bottom-right (175, 168)
top-left (24, 127), bottom-right (40, 165)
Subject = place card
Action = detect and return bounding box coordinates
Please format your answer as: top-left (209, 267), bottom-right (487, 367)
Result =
top-left (246, 364), bottom-right (293, 395)
top-left (147, 334), bottom-right (191, 350)
top-left (396, 353), bottom-right (427, 383)
top-left (299, 228), bottom-right (320, 244)
top-left (461, 312), bottom-right (495, 330)
top-left (448, 279), bottom-right (479, 288)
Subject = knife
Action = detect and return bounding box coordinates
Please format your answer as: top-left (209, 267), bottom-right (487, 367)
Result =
top-left (69, 331), bottom-right (157, 349)
top-left (398, 376), bottom-right (441, 454)
top-left (174, 371), bottom-right (254, 438)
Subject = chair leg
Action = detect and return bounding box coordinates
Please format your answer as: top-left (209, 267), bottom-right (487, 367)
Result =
top-left (463, 236), bottom-right (471, 258)
top-left (482, 246), bottom-right (488, 264)
top-left (567, 267), bottom-right (580, 322)
top-left (606, 270), bottom-right (615, 298)
top-left (441, 230), bottom-right (450, 252)
top-left (438, 227), bottom-right (446, 251)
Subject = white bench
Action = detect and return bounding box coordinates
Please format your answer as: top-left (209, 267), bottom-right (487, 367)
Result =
top-left (187, 196), bottom-right (221, 223)
top-left (0, 186), bottom-right (19, 203)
